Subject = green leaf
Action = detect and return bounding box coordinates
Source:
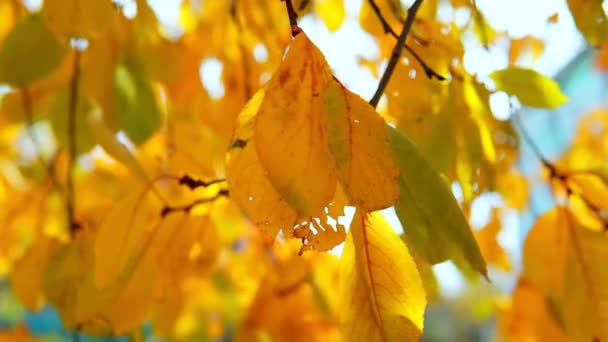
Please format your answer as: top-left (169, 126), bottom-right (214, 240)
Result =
top-left (386, 125), bottom-right (488, 278)
top-left (0, 14), bottom-right (66, 86)
top-left (113, 64), bottom-right (161, 144)
top-left (490, 67), bottom-right (568, 109)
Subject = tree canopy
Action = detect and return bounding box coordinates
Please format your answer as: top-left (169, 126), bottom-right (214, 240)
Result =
top-left (1, 0), bottom-right (608, 341)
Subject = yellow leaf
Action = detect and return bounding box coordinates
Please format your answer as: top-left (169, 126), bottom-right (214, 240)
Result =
top-left (567, 0), bottom-right (607, 46)
top-left (10, 237), bottom-right (55, 311)
top-left (472, 6), bottom-right (496, 48)
top-left (567, 173), bottom-right (608, 210)
top-left (239, 245), bottom-right (340, 342)
top-left (226, 88), bottom-right (299, 237)
top-left (547, 12), bottom-right (559, 23)
top-left (93, 189), bottom-right (154, 289)
top-left (254, 33), bottom-right (335, 216)
top-left (42, 0), bottom-right (117, 40)
top-left (499, 279), bottom-right (567, 342)
top-left (490, 67), bottom-right (568, 109)
top-left (475, 210), bottom-right (511, 272)
top-left (320, 79), bottom-right (399, 210)
top-left (523, 207), bottom-right (608, 341)
top-left (497, 170), bottom-right (529, 210)
top-left (103, 257), bottom-right (158, 335)
top-left (387, 125), bottom-right (487, 277)
top-left (509, 36), bottom-right (545, 65)
top-left (315, 0), bottom-right (346, 32)
top-left (340, 211), bottom-right (426, 341)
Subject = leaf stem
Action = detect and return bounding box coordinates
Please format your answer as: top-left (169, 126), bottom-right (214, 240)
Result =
top-left (67, 50), bottom-right (81, 233)
top-left (282, 0), bottom-right (301, 37)
top-left (366, 0), bottom-right (445, 81)
top-left (369, 0), bottom-right (425, 108)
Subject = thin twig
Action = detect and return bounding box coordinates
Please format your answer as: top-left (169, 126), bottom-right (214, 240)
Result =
top-left (366, 0), bottom-right (445, 81)
top-left (67, 50), bottom-right (82, 233)
top-left (161, 189), bottom-right (229, 217)
top-left (512, 112), bottom-right (552, 168)
top-left (178, 174), bottom-right (226, 190)
top-left (282, 0), bottom-right (301, 36)
top-left (369, 0), bottom-right (425, 108)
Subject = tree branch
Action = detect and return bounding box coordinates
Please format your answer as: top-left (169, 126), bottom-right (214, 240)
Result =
top-left (161, 189), bottom-right (229, 217)
top-left (369, 0), bottom-right (425, 108)
top-left (178, 174), bottom-right (226, 190)
top-left (67, 50), bottom-right (82, 233)
top-left (282, 0), bottom-right (302, 37)
top-left (366, 0), bottom-right (445, 81)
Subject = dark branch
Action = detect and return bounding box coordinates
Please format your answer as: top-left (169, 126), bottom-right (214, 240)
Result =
top-left (67, 50), bottom-right (82, 233)
top-left (366, 0), bottom-right (445, 81)
top-left (282, 0), bottom-right (301, 36)
top-left (512, 113), bottom-right (552, 170)
top-left (178, 174), bottom-right (226, 190)
top-left (161, 189), bottom-right (229, 217)
top-left (369, 0), bottom-right (425, 108)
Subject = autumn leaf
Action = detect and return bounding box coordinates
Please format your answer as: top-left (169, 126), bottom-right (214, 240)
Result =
top-left (522, 207), bottom-right (608, 341)
top-left (253, 32), bottom-right (336, 216)
top-left (509, 36), bottom-right (545, 65)
top-left (230, 32), bottom-right (398, 242)
top-left (490, 67), bottom-right (568, 109)
top-left (499, 279), bottom-right (567, 342)
top-left (42, 0), bottom-right (117, 40)
top-left (475, 210), bottom-right (511, 272)
top-left (339, 210), bottom-right (426, 341)
top-left (567, 0), bottom-right (607, 46)
top-left (387, 125), bottom-right (488, 278)
top-left (315, 0), bottom-right (346, 32)
top-left (226, 87), bottom-right (299, 238)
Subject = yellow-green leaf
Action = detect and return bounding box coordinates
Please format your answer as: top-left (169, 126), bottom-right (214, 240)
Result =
top-left (386, 125), bottom-right (487, 278)
top-left (320, 79), bottom-right (399, 210)
top-left (490, 67), bottom-right (568, 109)
top-left (340, 210), bottom-right (426, 341)
top-left (0, 14), bottom-right (66, 86)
